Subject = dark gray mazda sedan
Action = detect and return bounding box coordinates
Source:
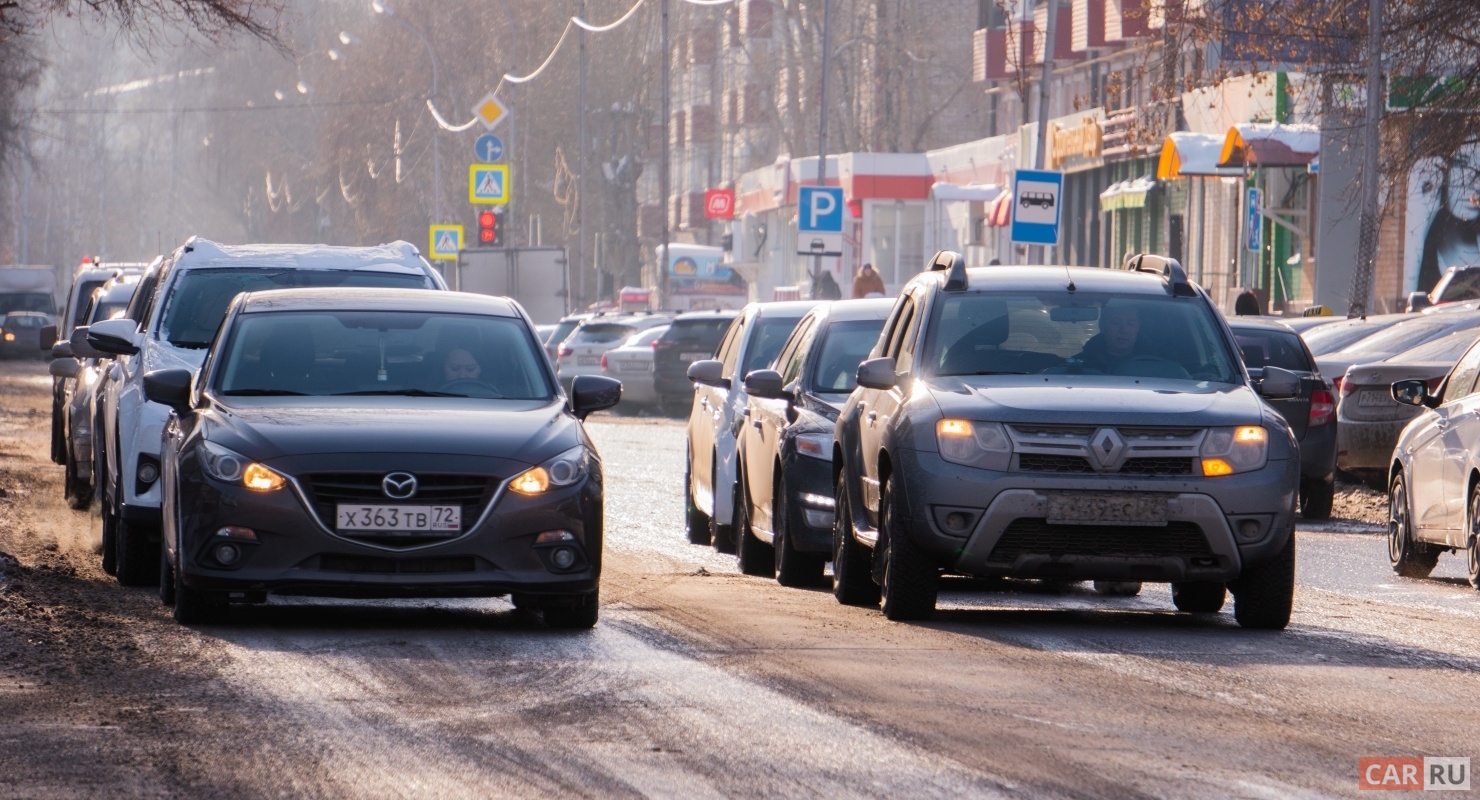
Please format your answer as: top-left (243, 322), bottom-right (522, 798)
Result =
top-left (144, 288), bottom-right (619, 627)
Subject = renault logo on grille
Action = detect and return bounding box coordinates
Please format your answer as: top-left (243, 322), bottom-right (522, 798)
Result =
top-left (1089, 428), bottom-right (1126, 471)
top-left (382, 472), bottom-right (418, 499)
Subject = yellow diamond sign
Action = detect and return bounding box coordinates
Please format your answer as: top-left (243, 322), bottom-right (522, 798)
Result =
top-left (473, 93), bottom-right (507, 131)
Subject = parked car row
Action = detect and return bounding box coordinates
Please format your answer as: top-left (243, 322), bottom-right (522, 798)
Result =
top-left (43, 237), bottom-right (618, 628)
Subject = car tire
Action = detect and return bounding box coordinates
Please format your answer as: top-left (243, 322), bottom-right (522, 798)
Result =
top-left (1299, 477), bottom-right (1334, 520)
top-left (683, 455), bottom-right (712, 546)
top-left (879, 475), bottom-right (938, 622)
top-left (1093, 581), bottom-right (1142, 597)
top-left (774, 475), bottom-right (824, 588)
top-left (1466, 488), bottom-right (1480, 592)
top-left (711, 454), bottom-right (737, 555)
top-left (1229, 531), bottom-right (1295, 630)
top-left (543, 592), bottom-right (599, 629)
top-left (158, 542), bottom-right (176, 607)
top-left (1388, 472), bottom-right (1439, 579)
top-left (1171, 581), bottom-right (1226, 613)
top-left (64, 451), bottom-right (91, 511)
top-left (115, 518), bottom-right (160, 587)
top-left (50, 400), bottom-right (65, 465)
top-left (100, 497), bottom-right (118, 576)
top-left (735, 471), bottom-right (775, 578)
top-left (172, 560), bottom-right (224, 625)
top-left (832, 472), bottom-right (879, 606)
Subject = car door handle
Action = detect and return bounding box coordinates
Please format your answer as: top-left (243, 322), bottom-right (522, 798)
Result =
top-left (742, 407), bottom-right (750, 417)
top-left (866, 411), bottom-right (878, 426)
top-left (700, 397), bottom-right (709, 408)
top-left (752, 419), bottom-right (763, 431)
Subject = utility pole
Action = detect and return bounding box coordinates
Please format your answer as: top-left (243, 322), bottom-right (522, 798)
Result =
top-left (1031, 0), bottom-right (1059, 264)
top-left (578, 0), bottom-right (588, 312)
top-left (659, 0), bottom-right (671, 309)
top-left (813, 0), bottom-right (832, 293)
top-left (1348, 0), bottom-right (1383, 317)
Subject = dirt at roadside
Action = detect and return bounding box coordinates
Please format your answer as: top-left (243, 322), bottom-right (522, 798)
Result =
top-left (0, 362), bottom-right (317, 798)
top-left (1331, 481), bottom-right (1387, 527)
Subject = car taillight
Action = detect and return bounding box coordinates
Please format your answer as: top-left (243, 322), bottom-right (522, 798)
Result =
top-left (558, 346), bottom-right (573, 358)
top-left (652, 339), bottom-right (673, 350)
top-left (1334, 375), bottom-right (1349, 397)
top-left (1309, 388), bottom-right (1335, 427)
top-left (600, 354), bottom-right (609, 371)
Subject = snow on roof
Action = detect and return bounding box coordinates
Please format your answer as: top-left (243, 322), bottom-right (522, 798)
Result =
top-left (1218, 123), bottom-right (1320, 169)
top-left (929, 182), bottom-right (1002, 202)
top-left (1158, 132), bottom-right (1244, 179)
top-left (175, 238), bottom-right (432, 274)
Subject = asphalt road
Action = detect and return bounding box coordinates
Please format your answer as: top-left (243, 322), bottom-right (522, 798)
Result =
top-left (1, 360), bottom-right (1478, 798)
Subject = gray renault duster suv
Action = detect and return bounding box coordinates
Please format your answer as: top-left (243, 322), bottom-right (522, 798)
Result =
top-left (832, 252), bottom-right (1302, 628)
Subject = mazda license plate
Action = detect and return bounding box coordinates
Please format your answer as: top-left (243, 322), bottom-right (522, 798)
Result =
top-left (1045, 493), bottom-right (1168, 526)
top-left (337, 505), bottom-right (461, 532)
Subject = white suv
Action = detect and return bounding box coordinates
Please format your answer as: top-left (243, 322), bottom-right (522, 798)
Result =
top-left (86, 238), bottom-right (446, 586)
top-left (554, 314), bottom-right (671, 392)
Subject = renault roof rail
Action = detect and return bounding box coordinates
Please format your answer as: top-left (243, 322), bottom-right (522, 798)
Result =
top-left (928, 250), bottom-right (968, 292)
top-left (1122, 253), bottom-right (1197, 297)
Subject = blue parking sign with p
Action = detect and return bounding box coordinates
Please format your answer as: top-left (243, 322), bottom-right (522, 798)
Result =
top-left (799, 186), bottom-right (844, 233)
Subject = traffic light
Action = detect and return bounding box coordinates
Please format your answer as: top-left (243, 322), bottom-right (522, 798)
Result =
top-left (477, 210), bottom-right (502, 247)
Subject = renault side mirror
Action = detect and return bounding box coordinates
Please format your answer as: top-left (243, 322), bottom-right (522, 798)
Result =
top-left (1258, 366), bottom-right (1300, 400)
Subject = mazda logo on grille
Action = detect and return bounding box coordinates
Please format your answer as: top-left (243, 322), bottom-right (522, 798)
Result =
top-left (382, 472), bottom-right (418, 499)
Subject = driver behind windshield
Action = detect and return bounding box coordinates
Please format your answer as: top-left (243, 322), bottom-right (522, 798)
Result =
top-left (1074, 303), bottom-right (1141, 373)
top-left (442, 348), bottom-right (481, 383)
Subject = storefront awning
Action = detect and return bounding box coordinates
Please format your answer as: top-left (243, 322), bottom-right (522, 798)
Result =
top-left (929, 182), bottom-right (1002, 202)
top-left (1157, 132), bottom-right (1244, 179)
top-left (1217, 123), bottom-right (1320, 169)
top-left (986, 190), bottom-right (1014, 227)
top-left (1099, 177), bottom-right (1156, 211)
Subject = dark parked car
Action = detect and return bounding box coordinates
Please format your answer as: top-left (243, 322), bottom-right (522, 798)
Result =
top-left (734, 299), bottom-right (891, 585)
top-left (1228, 318), bottom-right (1338, 519)
top-left (652, 309), bottom-right (739, 411)
top-left (833, 252), bottom-right (1302, 628)
top-left (1406, 264), bottom-right (1480, 311)
top-left (0, 311), bottom-right (56, 359)
top-left (145, 287), bottom-right (619, 625)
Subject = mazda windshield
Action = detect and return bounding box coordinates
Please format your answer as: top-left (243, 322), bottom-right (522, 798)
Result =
top-left (214, 311), bottom-right (553, 400)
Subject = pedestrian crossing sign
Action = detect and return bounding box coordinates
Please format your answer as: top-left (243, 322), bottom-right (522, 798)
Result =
top-left (428, 224), bottom-right (463, 261)
top-left (469, 164), bottom-right (510, 205)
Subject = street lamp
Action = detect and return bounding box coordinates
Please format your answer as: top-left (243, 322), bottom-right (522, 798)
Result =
top-left (372, 0), bottom-right (443, 227)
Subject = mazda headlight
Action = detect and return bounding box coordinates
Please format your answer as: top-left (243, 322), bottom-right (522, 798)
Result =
top-left (935, 419), bottom-right (1012, 471)
top-left (1199, 426), bottom-right (1268, 476)
top-left (795, 432), bottom-right (832, 461)
top-left (510, 445), bottom-right (591, 495)
top-left (199, 440), bottom-right (286, 491)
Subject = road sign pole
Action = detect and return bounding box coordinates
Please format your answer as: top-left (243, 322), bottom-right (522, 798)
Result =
top-left (814, 0), bottom-right (831, 292)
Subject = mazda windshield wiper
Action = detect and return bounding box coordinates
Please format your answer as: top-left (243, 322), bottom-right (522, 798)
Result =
top-left (221, 389), bottom-right (310, 396)
top-left (331, 389), bottom-right (469, 398)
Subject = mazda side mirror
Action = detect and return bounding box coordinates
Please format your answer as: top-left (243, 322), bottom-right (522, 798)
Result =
top-left (743, 369), bottom-right (789, 401)
top-left (39, 324), bottom-right (57, 351)
top-left (49, 358), bottom-right (81, 379)
top-left (87, 318), bottom-right (142, 357)
top-left (1391, 379), bottom-right (1437, 409)
top-left (856, 357), bottom-right (898, 390)
top-left (570, 375), bottom-right (622, 420)
top-left (1258, 366), bottom-right (1300, 399)
top-left (143, 368), bottom-right (194, 413)
top-left (51, 340), bottom-right (74, 359)
top-left (686, 359), bottom-right (729, 389)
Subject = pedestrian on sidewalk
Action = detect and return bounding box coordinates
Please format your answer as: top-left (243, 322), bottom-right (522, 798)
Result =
top-left (852, 263), bottom-right (886, 298)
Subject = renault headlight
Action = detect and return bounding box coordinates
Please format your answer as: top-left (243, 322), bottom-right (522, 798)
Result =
top-left (1199, 426), bottom-right (1268, 476)
top-left (935, 419), bottom-right (1012, 471)
top-left (510, 445), bottom-right (591, 495)
top-left (199, 440), bottom-right (286, 491)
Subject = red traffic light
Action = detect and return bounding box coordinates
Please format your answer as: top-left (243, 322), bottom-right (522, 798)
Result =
top-left (480, 228), bottom-right (495, 243)
top-left (478, 211), bottom-right (495, 227)
top-left (477, 209), bottom-right (501, 247)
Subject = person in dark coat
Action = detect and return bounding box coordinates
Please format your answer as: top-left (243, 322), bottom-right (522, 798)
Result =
top-left (812, 270), bottom-right (843, 300)
top-left (1234, 289), bottom-right (1262, 316)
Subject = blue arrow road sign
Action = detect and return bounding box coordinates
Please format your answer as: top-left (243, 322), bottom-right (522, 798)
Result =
top-left (1010, 169), bottom-right (1064, 246)
top-left (474, 133), bottom-right (505, 163)
top-left (1246, 187), bottom-right (1263, 251)
top-left (798, 186), bottom-right (844, 233)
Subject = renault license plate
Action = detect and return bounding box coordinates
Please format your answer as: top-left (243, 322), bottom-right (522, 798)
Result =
top-left (1046, 493), bottom-right (1168, 526)
top-left (337, 505), bottom-right (461, 532)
